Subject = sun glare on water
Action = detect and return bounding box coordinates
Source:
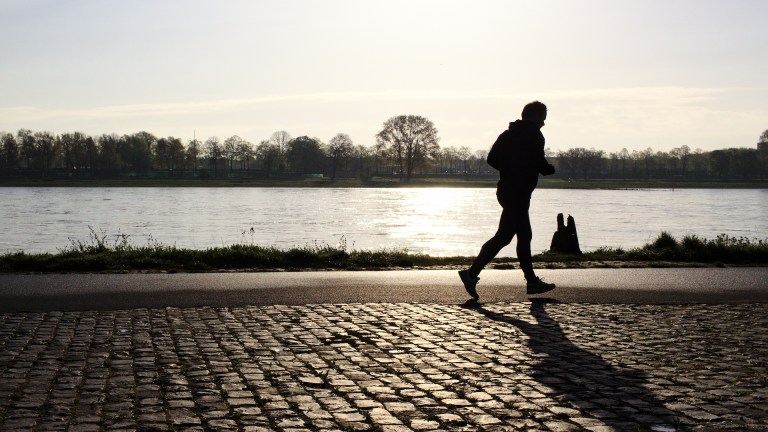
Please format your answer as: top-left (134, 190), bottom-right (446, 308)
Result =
top-left (388, 188), bottom-right (475, 256)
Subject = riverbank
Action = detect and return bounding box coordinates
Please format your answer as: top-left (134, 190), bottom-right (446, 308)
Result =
top-left (2, 232), bottom-right (765, 274)
top-left (2, 177), bottom-right (767, 189)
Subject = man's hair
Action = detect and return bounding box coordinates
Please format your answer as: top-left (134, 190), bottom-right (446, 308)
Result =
top-left (521, 101), bottom-right (547, 120)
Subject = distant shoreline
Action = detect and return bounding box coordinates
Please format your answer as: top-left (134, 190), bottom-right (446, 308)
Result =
top-left (1, 177), bottom-right (767, 189)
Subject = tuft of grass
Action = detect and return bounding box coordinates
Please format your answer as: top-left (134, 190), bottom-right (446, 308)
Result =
top-left (647, 231), bottom-right (679, 250)
top-left (577, 232), bottom-right (767, 264)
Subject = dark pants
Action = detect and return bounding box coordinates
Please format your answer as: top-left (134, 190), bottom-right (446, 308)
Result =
top-left (468, 193), bottom-right (536, 280)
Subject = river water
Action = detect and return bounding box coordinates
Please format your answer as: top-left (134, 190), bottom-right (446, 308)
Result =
top-left (1, 187), bottom-right (765, 256)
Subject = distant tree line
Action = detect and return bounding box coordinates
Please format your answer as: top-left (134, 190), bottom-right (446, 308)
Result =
top-left (551, 142), bottom-right (768, 181)
top-left (0, 128), bottom-right (381, 180)
top-left (1, 122), bottom-right (766, 181)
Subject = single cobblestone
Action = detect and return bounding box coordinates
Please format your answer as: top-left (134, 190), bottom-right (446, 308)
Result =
top-left (0, 302), bottom-right (766, 431)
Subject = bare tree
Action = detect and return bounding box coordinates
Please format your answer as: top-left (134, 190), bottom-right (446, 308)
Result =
top-left (558, 148), bottom-right (605, 179)
top-left (640, 147), bottom-right (655, 179)
top-left (376, 115), bottom-right (440, 181)
top-left (119, 131), bottom-right (155, 173)
top-left (270, 131), bottom-right (292, 156)
top-left (286, 136), bottom-right (325, 175)
top-left (256, 140), bottom-right (281, 175)
top-left (154, 138), bottom-right (171, 170)
top-left (223, 135), bottom-right (242, 173)
top-left (204, 137), bottom-right (222, 176)
top-left (97, 134), bottom-right (122, 173)
top-left (458, 146), bottom-right (472, 173)
top-left (236, 139), bottom-right (254, 170)
top-left (17, 129), bottom-right (35, 169)
top-left (34, 131), bottom-right (57, 173)
top-left (0, 132), bottom-right (19, 174)
top-left (186, 139), bottom-right (201, 171)
top-left (328, 133), bottom-right (354, 179)
top-left (58, 132), bottom-right (87, 171)
top-left (473, 149), bottom-right (488, 174)
top-left (167, 137), bottom-right (184, 172)
top-left (668, 145), bottom-right (691, 175)
top-left (352, 144), bottom-right (371, 179)
top-left (617, 148), bottom-right (630, 178)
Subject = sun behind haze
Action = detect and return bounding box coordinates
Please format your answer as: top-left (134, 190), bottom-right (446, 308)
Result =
top-left (1, 0), bottom-right (766, 153)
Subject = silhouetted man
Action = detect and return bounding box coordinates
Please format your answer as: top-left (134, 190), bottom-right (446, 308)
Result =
top-left (459, 101), bottom-right (556, 299)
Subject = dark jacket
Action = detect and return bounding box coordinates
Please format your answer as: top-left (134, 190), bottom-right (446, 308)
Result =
top-left (487, 120), bottom-right (555, 198)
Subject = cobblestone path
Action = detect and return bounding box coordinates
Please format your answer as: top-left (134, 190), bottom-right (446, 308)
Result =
top-left (1, 302), bottom-right (766, 431)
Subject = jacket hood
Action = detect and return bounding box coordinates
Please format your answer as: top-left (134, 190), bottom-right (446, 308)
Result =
top-left (508, 119), bottom-right (537, 131)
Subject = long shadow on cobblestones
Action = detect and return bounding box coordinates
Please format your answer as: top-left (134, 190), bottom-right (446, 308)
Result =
top-left (466, 299), bottom-right (678, 430)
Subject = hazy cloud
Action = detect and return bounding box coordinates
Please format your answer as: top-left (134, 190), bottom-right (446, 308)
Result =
top-left (1, 86), bottom-right (764, 151)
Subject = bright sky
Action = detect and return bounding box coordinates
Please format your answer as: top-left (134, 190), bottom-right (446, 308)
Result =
top-left (1, 0), bottom-right (766, 153)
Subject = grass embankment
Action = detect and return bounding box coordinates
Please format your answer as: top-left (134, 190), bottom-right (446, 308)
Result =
top-left (537, 232), bottom-right (768, 269)
top-left (2, 177), bottom-right (766, 189)
top-left (1, 232), bottom-right (765, 274)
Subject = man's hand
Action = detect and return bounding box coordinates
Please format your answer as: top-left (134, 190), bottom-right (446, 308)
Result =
top-left (541, 164), bottom-right (556, 176)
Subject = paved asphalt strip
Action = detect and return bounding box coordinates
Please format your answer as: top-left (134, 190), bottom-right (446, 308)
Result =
top-left (0, 268), bottom-right (766, 312)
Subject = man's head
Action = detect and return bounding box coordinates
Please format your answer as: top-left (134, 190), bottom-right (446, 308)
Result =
top-left (521, 101), bottom-right (547, 128)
